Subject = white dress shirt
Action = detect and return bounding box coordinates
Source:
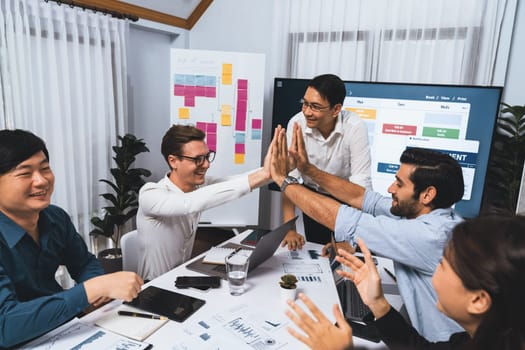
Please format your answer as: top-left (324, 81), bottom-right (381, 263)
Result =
top-left (287, 109), bottom-right (372, 191)
top-left (136, 173), bottom-right (251, 280)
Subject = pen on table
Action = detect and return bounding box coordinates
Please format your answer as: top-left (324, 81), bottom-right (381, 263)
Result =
top-left (226, 247), bottom-right (242, 259)
top-left (118, 310), bottom-right (168, 320)
top-left (383, 267), bottom-right (397, 282)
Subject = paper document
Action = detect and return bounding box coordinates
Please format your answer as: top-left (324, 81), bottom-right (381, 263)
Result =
top-left (171, 303), bottom-right (291, 349)
top-left (20, 318), bottom-right (152, 350)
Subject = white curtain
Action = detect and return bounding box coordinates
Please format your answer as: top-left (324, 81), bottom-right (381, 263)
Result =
top-left (272, 0), bottom-right (514, 85)
top-left (0, 0), bottom-right (128, 242)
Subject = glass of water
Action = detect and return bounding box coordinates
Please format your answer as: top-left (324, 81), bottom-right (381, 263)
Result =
top-left (225, 250), bottom-right (250, 296)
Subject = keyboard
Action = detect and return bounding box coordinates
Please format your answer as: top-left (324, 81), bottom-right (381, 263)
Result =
top-left (337, 279), bottom-right (371, 321)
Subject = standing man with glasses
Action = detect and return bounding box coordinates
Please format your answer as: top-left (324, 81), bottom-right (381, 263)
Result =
top-left (280, 74), bottom-right (371, 249)
top-left (137, 124), bottom-right (273, 280)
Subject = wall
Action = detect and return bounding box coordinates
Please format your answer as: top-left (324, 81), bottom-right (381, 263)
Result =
top-left (127, 21), bottom-right (189, 182)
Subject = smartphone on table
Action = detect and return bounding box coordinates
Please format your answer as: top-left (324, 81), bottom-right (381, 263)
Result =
top-left (175, 276), bottom-right (221, 290)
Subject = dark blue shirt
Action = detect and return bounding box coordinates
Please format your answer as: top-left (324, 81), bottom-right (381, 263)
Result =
top-left (0, 205), bottom-right (104, 348)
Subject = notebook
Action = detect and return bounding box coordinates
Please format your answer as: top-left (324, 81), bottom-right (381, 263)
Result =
top-left (95, 304), bottom-right (168, 341)
top-left (202, 247), bottom-right (252, 264)
top-left (186, 217), bottom-right (297, 279)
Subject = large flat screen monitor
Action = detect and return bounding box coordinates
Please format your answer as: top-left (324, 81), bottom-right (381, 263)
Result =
top-left (271, 78), bottom-right (502, 218)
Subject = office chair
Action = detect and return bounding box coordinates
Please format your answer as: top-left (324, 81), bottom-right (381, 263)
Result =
top-left (121, 230), bottom-right (142, 274)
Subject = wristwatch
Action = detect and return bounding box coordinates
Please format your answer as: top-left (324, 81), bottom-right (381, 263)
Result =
top-left (280, 175), bottom-right (300, 192)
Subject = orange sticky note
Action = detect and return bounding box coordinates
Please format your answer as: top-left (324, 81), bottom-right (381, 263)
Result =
top-left (179, 108), bottom-right (190, 119)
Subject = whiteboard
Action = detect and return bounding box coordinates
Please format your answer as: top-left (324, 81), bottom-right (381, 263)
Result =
top-left (170, 49), bottom-right (266, 226)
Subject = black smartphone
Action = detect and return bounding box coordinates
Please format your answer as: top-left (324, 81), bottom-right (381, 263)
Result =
top-left (175, 276), bottom-right (221, 289)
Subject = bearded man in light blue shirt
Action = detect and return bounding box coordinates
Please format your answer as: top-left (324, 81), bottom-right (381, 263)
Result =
top-left (271, 124), bottom-right (465, 341)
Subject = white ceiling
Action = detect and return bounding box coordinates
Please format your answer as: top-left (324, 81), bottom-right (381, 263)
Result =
top-left (122, 0), bottom-right (202, 19)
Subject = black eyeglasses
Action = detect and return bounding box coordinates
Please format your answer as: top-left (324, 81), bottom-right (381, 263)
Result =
top-left (300, 98), bottom-right (331, 112)
top-left (175, 151), bottom-right (216, 167)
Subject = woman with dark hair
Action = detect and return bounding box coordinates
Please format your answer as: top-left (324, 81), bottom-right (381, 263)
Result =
top-left (285, 215), bottom-right (525, 350)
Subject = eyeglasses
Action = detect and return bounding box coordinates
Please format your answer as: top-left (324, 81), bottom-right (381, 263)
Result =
top-left (175, 151), bottom-right (216, 167)
top-left (300, 98), bottom-right (331, 112)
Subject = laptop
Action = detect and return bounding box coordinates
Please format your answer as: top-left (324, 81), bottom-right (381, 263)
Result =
top-left (186, 217), bottom-right (298, 279)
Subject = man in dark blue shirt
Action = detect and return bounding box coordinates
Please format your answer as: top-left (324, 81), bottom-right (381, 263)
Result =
top-left (0, 129), bottom-right (144, 348)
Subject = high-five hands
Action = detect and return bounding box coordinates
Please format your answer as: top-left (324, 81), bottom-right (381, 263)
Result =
top-left (270, 125), bottom-right (291, 186)
top-left (289, 122), bottom-right (312, 174)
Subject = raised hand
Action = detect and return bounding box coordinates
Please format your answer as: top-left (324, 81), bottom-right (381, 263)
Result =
top-left (289, 122), bottom-right (311, 173)
top-left (270, 125), bottom-right (290, 185)
top-left (286, 293), bottom-right (353, 350)
top-left (335, 238), bottom-right (391, 318)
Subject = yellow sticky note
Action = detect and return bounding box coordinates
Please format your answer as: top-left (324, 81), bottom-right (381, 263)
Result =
top-left (222, 63), bottom-right (232, 74)
top-left (179, 108), bottom-right (190, 119)
top-left (222, 74), bottom-right (232, 85)
top-left (221, 114), bottom-right (232, 126)
top-left (234, 153), bottom-right (245, 164)
top-left (222, 64), bottom-right (233, 85)
top-left (221, 104), bottom-right (232, 114)
top-left (346, 107), bottom-right (376, 120)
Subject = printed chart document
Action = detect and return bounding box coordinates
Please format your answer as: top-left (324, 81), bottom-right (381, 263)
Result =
top-left (20, 318), bottom-right (152, 350)
top-left (171, 303), bottom-right (291, 350)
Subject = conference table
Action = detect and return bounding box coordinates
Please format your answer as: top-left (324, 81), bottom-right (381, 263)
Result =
top-left (56, 230), bottom-right (402, 349)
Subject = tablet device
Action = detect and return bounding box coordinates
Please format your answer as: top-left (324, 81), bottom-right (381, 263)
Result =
top-left (125, 286), bottom-right (205, 322)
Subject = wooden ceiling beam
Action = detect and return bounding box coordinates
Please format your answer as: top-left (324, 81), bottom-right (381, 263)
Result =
top-left (186, 0), bottom-right (213, 29)
top-left (74, 0), bottom-right (212, 30)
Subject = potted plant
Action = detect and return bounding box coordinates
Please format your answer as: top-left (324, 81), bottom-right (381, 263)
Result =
top-left (279, 274), bottom-right (298, 303)
top-left (482, 103), bottom-right (525, 214)
top-left (90, 134), bottom-right (151, 273)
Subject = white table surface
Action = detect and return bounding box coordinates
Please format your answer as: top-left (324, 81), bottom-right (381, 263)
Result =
top-left (79, 230), bottom-right (402, 349)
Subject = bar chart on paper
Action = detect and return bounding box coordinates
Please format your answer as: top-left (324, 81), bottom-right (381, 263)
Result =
top-left (170, 49), bottom-right (266, 227)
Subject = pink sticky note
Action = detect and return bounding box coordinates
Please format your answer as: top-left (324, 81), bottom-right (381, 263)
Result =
top-left (251, 119), bottom-right (262, 129)
top-left (196, 122), bottom-right (206, 132)
top-left (237, 79), bottom-right (248, 89)
top-left (235, 143), bottom-right (245, 154)
top-left (174, 84), bottom-right (185, 96)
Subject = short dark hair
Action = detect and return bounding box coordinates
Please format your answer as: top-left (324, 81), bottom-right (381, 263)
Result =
top-left (307, 74), bottom-right (346, 107)
top-left (445, 215), bottom-right (525, 349)
top-left (400, 148), bottom-right (464, 209)
top-left (0, 129), bottom-right (49, 175)
top-left (161, 124), bottom-right (206, 167)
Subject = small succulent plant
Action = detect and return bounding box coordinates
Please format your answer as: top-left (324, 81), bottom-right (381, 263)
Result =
top-left (279, 274), bottom-right (298, 289)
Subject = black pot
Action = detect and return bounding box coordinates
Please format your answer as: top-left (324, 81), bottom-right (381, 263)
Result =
top-left (97, 248), bottom-right (123, 274)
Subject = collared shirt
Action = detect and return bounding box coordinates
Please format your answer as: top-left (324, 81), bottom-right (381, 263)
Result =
top-left (287, 109), bottom-right (372, 190)
top-left (0, 205), bottom-right (103, 348)
top-left (335, 190), bottom-right (464, 341)
top-left (137, 172), bottom-right (252, 280)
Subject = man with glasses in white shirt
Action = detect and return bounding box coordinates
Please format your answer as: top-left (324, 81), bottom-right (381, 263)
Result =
top-left (281, 74), bottom-right (372, 249)
top-left (137, 124), bottom-right (272, 280)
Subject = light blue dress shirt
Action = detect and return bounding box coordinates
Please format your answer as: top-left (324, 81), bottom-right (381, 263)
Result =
top-left (0, 205), bottom-right (104, 348)
top-left (335, 190), bottom-right (464, 341)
